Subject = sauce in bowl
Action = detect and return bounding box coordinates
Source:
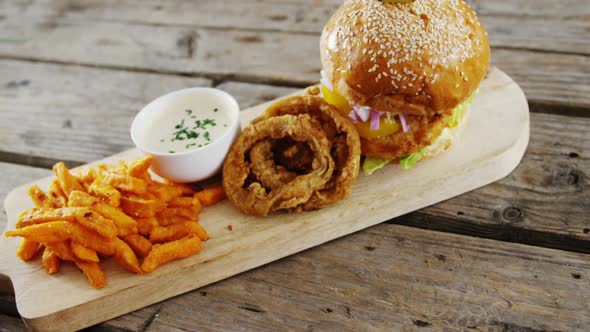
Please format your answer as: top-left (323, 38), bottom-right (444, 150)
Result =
top-left (131, 88), bottom-right (240, 182)
top-left (137, 96), bottom-right (232, 154)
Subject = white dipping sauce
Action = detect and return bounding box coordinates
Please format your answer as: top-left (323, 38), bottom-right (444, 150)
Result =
top-left (137, 95), bottom-right (233, 154)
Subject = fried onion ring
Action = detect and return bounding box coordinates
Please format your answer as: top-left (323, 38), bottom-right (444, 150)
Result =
top-left (223, 90), bottom-right (361, 216)
top-left (223, 114), bottom-right (335, 216)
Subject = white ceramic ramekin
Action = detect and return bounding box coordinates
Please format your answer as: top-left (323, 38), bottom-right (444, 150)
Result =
top-left (131, 87), bottom-right (240, 183)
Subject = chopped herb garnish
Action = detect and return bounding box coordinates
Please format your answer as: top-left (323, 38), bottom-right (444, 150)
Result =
top-left (185, 109), bottom-right (192, 115)
top-left (191, 115), bottom-right (196, 119)
top-left (223, 124), bottom-right (228, 127)
top-left (169, 150), bottom-right (175, 153)
top-left (160, 139), bottom-right (165, 142)
top-left (174, 119), bottom-right (185, 129)
top-left (198, 144), bottom-right (203, 147)
top-left (203, 118), bottom-right (216, 126)
top-left (204, 131), bottom-right (210, 141)
top-left (214, 108), bottom-right (219, 112)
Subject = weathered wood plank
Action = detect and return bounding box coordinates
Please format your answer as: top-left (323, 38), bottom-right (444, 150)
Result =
top-left (215, 81), bottom-right (300, 109)
top-left (0, 64), bottom-right (588, 249)
top-left (400, 111), bottom-right (590, 251)
top-left (0, 314), bottom-right (26, 332)
top-left (0, 16), bottom-right (588, 108)
top-left (0, 60), bottom-right (211, 166)
top-left (2, 0), bottom-right (588, 55)
top-left (0, 162), bottom-right (50, 228)
top-left (138, 225), bottom-right (590, 331)
top-left (2, 223), bottom-right (590, 331)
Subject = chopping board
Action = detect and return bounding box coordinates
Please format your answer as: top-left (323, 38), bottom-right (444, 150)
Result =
top-left (0, 67), bottom-right (529, 331)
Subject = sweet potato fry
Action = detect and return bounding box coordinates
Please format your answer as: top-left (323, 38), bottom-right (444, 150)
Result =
top-left (137, 217), bottom-right (158, 236)
top-left (101, 172), bottom-right (147, 195)
top-left (167, 181), bottom-right (194, 195)
top-left (120, 195), bottom-right (165, 218)
top-left (17, 207), bottom-right (79, 228)
top-left (17, 207), bottom-right (117, 239)
top-left (72, 166), bottom-right (97, 184)
top-left (166, 197), bottom-right (193, 208)
top-left (113, 238), bottom-right (142, 274)
top-left (16, 238), bottom-right (42, 261)
top-left (167, 197), bottom-right (203, 214)
top-left (71, 241), bottom-right (100, 263)
top-left (45, 241), bottom-right (75, 261)
top-left (122, 234), bottom-right (152, 258)
top-left (141, 235), bottom-right (202, 273)
top-left (68, 190), bottom-right (137, 236)
top-left (147, 181), bottom-right (183, 202)
top-left (150, 221), bottom-right (208, 243)
top-left (75, 210), bottom-right (118, 240)
top-left (42, 247), bottom-right (61, 275)
top-left (88, 181), bottom-right (121, 207)
top-left (6, 221), bottom-right (115, 256)
top-left (126, 155), bottom-right (153, 178)
top-left (27, 185), bottom-right (53, 208)
top-left (47, 179), bottom-right (68, 208)
top-left (74, 260), bottom-right (106, 289)
top-left (156, 207), bottom-right (198, 226)
top-left (194, 186), bottom-right (226, 206)
top-left (53, 162), bottom-right (85, 196)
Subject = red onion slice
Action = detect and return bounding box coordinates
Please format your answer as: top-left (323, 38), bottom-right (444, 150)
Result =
top-left (350, 104), bottom-right (371, 122)
top-left (348, 110), bottom-right (361, 123)
top-left (399, 113), bottom-right (410, 133)
top-left (370, 110), bottom-right (380, 130)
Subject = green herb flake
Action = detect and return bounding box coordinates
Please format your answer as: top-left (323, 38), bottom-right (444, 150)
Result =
top-left (186, 109), bottom-right (192, 115)
top-left (174, 119), bottom-right (185, 129)
top-left (204, 131), bottom-right (211, 141)
top-left (169, 150), bottom-right (175, 154)
top-left (213, 108), bottom-right (219, 112)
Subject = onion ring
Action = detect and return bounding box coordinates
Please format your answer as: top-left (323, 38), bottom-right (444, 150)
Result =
top-left (223, 114), bottom-right (335, 216)
top-left (223, 89), bottom-right (361, 216)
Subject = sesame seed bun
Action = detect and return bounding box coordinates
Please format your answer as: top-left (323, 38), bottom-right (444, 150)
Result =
top-left (320, 0), bottom-right (490, 117)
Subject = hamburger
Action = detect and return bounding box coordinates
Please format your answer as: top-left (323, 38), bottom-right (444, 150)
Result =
top-left (319, 0), bottom-right (490, 173)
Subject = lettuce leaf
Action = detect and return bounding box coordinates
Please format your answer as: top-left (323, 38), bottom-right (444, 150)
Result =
top-left (363, 156), bottom-right (393, 175)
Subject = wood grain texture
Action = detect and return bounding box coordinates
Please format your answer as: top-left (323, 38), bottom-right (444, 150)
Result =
top-left (4, 220), bottom-right (590, 331)
top-left (0, 11), bottom-right (588, 108)
top-left (0, 60), bottom-right (211, 165)
top-left (0, 68), bottom-right (529, 331)
top-left (2, 0), bottom-right (588, 55)
top-left (139, 225), bottom-right (590, 331)
top-left (0, 314), bottom-right (27, 332)
top-left (1, 61), bottom-right (587, 251)
top-left (0, 162), bottom-right (51, 228)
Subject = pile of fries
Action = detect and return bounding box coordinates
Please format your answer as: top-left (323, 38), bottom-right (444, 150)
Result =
top-left (5, 156), bottom-right (225, 288)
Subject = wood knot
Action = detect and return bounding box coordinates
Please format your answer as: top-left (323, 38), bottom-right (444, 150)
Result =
top-left (502, 207), bottom-right (522, 222)
top-left (550, 165), bottom-right (582, 187)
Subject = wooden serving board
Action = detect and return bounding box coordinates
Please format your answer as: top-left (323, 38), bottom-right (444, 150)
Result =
top-left (0, 67), bottom-right (529, 331)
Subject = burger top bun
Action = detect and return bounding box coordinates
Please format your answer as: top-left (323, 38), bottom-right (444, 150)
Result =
top-left (320, 0), bottom-right (490, 116)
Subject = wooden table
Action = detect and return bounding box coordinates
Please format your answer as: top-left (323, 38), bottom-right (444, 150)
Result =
top-left (0, 0), bottom-right (588, 330)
